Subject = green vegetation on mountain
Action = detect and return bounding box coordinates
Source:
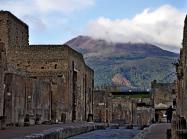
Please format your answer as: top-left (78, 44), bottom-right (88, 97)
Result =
top-left (66, 36), bottom-right (178, 88)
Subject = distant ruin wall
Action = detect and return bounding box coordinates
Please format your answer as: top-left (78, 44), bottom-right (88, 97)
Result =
top-left (151, 81), bottom-right (175, 107)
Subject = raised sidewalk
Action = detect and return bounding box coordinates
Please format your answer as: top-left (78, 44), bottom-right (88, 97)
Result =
top-left (134, 123), bottom-right (171, 139)
top-left (0, 122), bottom-right (107, 139)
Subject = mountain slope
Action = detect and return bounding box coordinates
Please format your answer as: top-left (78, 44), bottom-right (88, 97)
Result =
top-left (66, 36), bottom-right (178, 88)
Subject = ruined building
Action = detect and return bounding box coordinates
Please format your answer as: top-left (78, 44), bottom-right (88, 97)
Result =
top-left (151, 81), bottom-right (176, 108)
top-left (93, 88), bottom-right (154, 126)
top-left (0, 11), bottom-right (94, 126)
top-left (171, 15), bottom-right (187, 139)
top-left (151, 81), bottom-right (176, 122)
top-left (93, 90), bottom-right (112, 123)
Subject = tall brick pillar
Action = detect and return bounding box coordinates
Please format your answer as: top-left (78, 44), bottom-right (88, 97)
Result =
top-left (0, 42), bottom-right (6, 129)
top-left (0, 42), bottom-right (6, 116)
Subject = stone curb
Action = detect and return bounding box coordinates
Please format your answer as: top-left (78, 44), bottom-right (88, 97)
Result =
top-left (11, 123), bottom-right (107, 139)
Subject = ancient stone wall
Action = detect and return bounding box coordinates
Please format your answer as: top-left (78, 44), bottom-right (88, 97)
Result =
top-left (7, 45), bottom-right (68, 75)
top-left (68, 48), bottom-right (84, 121)
top-left (173, 15), bottom-right (187, 121)
top-left (0, 11), bottom-right (29, 49)
top-left (93, 90), bottom-right (112, 123)
top-left (0, 11), bottom-right (29, 74)
top-left (4, 73), bottom-right (26, 125)
top-left (180, 17), bottom-right (187, 120)
top-left (0, 11), bottom-right (94, 125)
top-left (151, 81), bottom-right (176, 108)
top-left (67, 47), bottom-right (94, 122)
top-left (6, 44), bottom-right (94, 123)
top-left (93, 90), bottom-right (108, 122)
top-left (85, 65), bottom-right (94, 120)
top-left (0, 12), bottom-right (8, 51)
top-left (0, 42), bottom-right (6, 116)
top-left (171, 15), bottom-right (187, 139)
top-left (93, 90), bottom-right (153, 125)
top-left (31, 80), bottom-right (51, 123)
top-left (136, 107), bottom-right (154, 126)
top-left (49, 77), bottom-right (65, 122)
top-left (112, 98), bottom-right (132, 124)
top-left (4, 73), bottom-right (52, 125)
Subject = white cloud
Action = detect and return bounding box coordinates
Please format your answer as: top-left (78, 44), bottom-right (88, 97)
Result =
top-left (0, 0), bottom-right (95, 16)
top-left (85, 5), bottom-right (186, 52)
top-left (0, 0), bottom-right (95, 42)
top-left (34, 0), bottom-right (95, 14)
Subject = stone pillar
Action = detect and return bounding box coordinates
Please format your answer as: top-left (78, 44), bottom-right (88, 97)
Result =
top-left (0, 42), bottom-right (5, 117)
top-left (0, 43), bottom-right (6, 129)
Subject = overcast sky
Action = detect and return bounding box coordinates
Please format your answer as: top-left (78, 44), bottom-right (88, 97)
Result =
top-left (0, 0), bottom-right (187, 52)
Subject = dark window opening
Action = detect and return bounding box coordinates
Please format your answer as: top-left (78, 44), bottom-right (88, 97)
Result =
top-left (41, 67), bottom-right (44, 69)
top-left (172, 89), bottom-right (176, 94)
top-left (55, 64), bottom-right (57, 69)
top-left (173, 99), bottom-right (176, 107)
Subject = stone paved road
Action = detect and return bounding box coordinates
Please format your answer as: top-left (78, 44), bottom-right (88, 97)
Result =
top-left (69, 127), bottom-right (140, 139)
top-left (144, 123), bottom-right (171, 139)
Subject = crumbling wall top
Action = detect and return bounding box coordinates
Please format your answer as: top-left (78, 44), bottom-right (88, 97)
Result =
top-left (0, 10), bottom-right (28, 28)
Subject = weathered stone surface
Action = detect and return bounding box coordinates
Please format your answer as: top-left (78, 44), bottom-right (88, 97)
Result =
top-left (21, 123), bottom-right (105, 139)
top-left (171, 15), bottom-right (187, 139)
top-left (151, 80), bottom-right (175, 108)
top-left (93, 90), bottom-right (109, 123)
top-left (3, 73), bottom-right (52, 126)
top-left (0, 11), bottom-right (94, 126)
top-left (93, 90), bottom-right (154, 126)
top-left (0, 42), bottom-right (6, 117)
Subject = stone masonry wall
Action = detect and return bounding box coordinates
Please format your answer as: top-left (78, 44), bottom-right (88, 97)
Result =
top-left (112, 98), bottom-right (132, 124)
top-left (0, 11), bottom-right (28, 49)
top-left (85, 65), bottom-right (94, 121)
top-left (0, 42), bottom-right (6, 116)
top-left (8, 45), bottom-right (68, 76)
top-left (171, 15), bottom-right (187, 139)
top-left (4, 73), bottom-right (26, 125)
top-left (4, 73), bottom-right (52, 125)
top-left (67, 47), bottom-right (94, 122)
top-left (151, 81), bottom-right (175, 108)
top-left (0, 11), bottom-right (94, 125)
top-left (93, 90), bottom-right (108, 122)
top-left (6, 44), bottom-right (94, 123)
top-left (0, 11), bottom-right (29, 73)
